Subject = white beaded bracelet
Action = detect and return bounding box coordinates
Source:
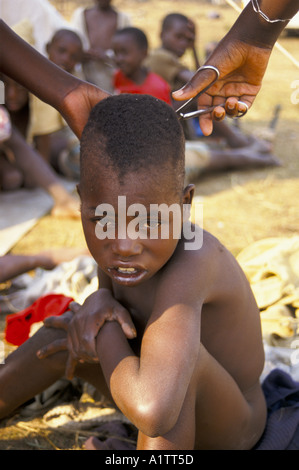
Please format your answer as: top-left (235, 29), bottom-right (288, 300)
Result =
top-left (251, 0), bottom-right (293, 23)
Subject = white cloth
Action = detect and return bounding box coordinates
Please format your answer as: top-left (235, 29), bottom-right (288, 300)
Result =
top-left (0, 0), bottom-right (69, 54)
top-left (0, 255), bottom-right (98, 313)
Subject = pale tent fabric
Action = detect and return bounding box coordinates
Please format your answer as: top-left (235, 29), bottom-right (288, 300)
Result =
top-left (237, 236), bottom-right (299, 342)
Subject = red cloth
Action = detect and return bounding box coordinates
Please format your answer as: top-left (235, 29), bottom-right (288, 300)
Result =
top-left (4, 294), bottom-right (73, 346)
top-left (114, 69), bottom-right (172, 105)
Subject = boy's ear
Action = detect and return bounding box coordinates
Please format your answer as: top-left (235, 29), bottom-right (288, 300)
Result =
top-left (183, 183), bottom-right (195, 205)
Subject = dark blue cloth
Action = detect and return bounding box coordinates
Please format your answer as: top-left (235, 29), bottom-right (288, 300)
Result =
top-left (254, 369), bottom-right (299, 450)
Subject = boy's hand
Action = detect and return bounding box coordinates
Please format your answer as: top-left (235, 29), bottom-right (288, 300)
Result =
top-left (37, 290), bottom-right (136, 380)
top-left (66, 290), bottom-right (136, 359)
top-left (36, 309), bottom-right (74, 359)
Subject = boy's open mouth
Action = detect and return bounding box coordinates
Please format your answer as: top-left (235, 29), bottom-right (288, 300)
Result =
top-left (116, 267), bottom-right (138, 274)
top-left (108, 266), bottom-right (148, 285)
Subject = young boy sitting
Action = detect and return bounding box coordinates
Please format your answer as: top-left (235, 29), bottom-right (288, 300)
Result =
top-left (112, 26), bottom-right (172, 104)
top-left (0, 94), bottom-right (267, 450)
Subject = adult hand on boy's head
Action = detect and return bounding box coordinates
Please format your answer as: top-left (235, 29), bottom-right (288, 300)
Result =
top-left (172, 38), bottom-right (271, 136)
top-left (61, 82), bottom-right (110, 138)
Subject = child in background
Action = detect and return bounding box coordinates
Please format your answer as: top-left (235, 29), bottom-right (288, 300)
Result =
top-left (1, 94), bottom-right (79, 218)
top-left (29, 29), bottom-right (83, 179)
top-left (71, 0), bottom-right (131, 93)
top-left (0, 95), bottom-right (267, 450)
top-left (112, 27), bottom-right (172, 105)
top-left (145, 13), bottom-right (199, 99)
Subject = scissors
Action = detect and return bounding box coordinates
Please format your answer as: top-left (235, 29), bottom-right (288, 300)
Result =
top-left (176, 65), bottom-right (248, 120)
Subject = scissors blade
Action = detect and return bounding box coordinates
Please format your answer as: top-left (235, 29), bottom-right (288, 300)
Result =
top-left (177, 103), bottom-right (226, 120)
top-left (177, 100), bottom-right (249, 120)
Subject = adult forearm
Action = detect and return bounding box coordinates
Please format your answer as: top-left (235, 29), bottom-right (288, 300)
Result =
top-left (0, 21), bottom-right (80, 111)
top-left (227, 0), bottom-right (299, 49)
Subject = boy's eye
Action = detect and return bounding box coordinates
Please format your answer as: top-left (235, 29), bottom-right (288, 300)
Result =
top-left (93, 217), bottom-right (115, 228)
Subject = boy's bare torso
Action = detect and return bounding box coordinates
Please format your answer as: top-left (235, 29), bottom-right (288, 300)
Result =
top-left (85, 7), bottom-right (117, 53)
top-left (112, 230), bottom-right (264, 393)
top-left (108, 229), bottom-right (265, 449)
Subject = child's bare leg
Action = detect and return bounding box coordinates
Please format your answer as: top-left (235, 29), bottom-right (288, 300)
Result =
top-left (0, 325), bottom-right (110, 419)
top-left (138, 344), bottom-right (266, 450)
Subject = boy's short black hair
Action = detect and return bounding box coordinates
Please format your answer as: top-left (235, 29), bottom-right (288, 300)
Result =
top-left (49, 29), bottom-right (82, 47)
top-left (114, 27), bottom-right (148, 50)
top-left (161, 13), bottom-right (189, 32)
top-left (80, 94), bottom-right (185, 191)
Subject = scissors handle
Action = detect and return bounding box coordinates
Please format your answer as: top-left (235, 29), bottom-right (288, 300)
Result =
top-left (175, 65), bottom-right (220, 118)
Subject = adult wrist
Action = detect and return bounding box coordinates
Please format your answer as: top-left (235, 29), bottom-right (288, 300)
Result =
top-left (230, 2), bottom-right (289, 49)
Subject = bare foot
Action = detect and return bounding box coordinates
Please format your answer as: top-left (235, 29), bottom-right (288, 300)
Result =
top-left (229, 147), bottom-right (280, 168)
top-left (51, 194), bottom-right (80, 218)
top-left (246, 135), bottom-right (273, 154)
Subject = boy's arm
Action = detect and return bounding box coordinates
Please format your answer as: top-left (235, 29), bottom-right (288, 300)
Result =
top-left (96, 259), bottom-right (208, 438)
top-left (0, 20), bottom-right (109, 138)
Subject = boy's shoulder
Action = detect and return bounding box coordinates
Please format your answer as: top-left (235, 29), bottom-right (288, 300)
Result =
top-left (163, 229), bottom-right (249, 304)
top-left (169, 229), bottom-right (230, 280)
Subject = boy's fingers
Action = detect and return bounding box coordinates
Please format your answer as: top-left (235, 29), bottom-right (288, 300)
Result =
top-left (37, 338), bottom-right (67, 359)
top-left (115, 311), bottom-right (137, 339)
top-left (68, 301), bottom-right (81, 313)
top-left (43, 315), bottom-right (70, 331)
top-left (65, 353), bottom-right (77, 380)
top-left (121, 322), bottom-right (137, 339)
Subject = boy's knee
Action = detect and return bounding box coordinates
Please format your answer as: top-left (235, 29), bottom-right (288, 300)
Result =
top-left (1, 168), bottom-right (23, 190)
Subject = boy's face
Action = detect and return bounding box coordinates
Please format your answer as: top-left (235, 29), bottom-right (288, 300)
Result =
top-left (79, 163), bottom-right (191, 287)
top-left (3, 76), bottom-right (28, 113)
top-left (112, 34), bottom-right (147, 79)
top-left (47, 35), bottom-right (82, 74)
top-left (161, 20), bottom-right (190, 57)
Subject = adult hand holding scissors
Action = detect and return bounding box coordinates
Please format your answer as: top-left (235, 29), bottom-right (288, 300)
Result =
top-left (172, 0), bottom-right (299, 135)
